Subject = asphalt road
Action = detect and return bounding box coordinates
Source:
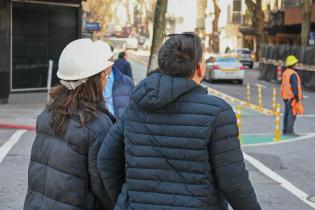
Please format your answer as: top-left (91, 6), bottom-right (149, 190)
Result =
top-left (0, 53), bottom-right (315, 210)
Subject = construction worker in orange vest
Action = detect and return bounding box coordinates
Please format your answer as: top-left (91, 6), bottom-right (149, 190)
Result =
top-left (280, 55), bottom-right (303, 136)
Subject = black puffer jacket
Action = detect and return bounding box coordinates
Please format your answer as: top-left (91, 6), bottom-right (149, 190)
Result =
top-left (24, 110), bottom-right (115, 210)
top-left (97, 73), bottom-right (261, 210)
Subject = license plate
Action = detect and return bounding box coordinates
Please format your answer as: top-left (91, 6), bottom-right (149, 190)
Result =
top-left (221, 68), bottom-right (239, 73)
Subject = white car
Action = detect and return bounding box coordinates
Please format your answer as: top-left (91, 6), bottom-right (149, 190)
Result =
top-left (125, 37), bottom-right (138, 50)
top-left (205, 57), bottom-right (246, 84)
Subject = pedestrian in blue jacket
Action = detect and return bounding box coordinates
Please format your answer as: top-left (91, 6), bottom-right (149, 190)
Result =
top-left (98, 32), bottom-right (261, 210)
top-left (104, 66), bottom-right (134, 118)
top-left (114, 52), bottom-right (133, 79)
top-left (96, 42), bottom-right (135, 118)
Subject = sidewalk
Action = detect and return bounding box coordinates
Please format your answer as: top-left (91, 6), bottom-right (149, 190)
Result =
top-left (0, 92), bottom-right (47, 129)
top-left (0, 56), bottom-right (148, 130)
top-left (0, 102), bottom-right (43, 129)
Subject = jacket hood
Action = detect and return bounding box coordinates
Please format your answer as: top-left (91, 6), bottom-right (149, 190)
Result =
top-left (132, 72), bottom-right (198, 110)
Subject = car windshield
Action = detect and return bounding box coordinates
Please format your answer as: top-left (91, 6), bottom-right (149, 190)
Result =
top-left (216, 57), bottom-right (238, 62)
top-left (237, 49), bottom-right (251, 54)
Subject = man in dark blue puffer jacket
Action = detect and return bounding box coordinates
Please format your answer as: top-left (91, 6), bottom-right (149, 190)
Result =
top-left (98, 32), bottom-right (261, 210)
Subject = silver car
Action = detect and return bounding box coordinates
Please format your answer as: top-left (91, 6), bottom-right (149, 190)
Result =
top-left (231, 48), bottom-right (253, 69)
top-left (205, 57), bottom-right (246, 84)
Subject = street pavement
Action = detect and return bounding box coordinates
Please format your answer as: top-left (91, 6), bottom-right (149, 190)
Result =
top-left (0, 52), bottom-right (315, 209)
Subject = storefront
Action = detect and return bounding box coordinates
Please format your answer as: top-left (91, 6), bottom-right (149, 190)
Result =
top-left (0, 0), bottom-right (82, 103)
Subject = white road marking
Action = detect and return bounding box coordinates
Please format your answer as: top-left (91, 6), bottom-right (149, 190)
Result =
top-left (244, 153), bottom-right (315, 209)
top-left (255, 83), bottom-right (267, 89)
top-left (242, 133), bottom-right (275, 136)
top-left (0, 129), bottom-right (27, 164)
top-left (243, 133), bottom-right (315, 147)
top-left (279, 113), bottom-right (315, 118)
top-left (298, 114), bottom-right (315, 118)
top-left (303, 95), bottom-right (309, 99)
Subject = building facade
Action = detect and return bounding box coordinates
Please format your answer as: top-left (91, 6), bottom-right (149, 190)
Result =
top-left (0, 0), bottom-right (83, 103)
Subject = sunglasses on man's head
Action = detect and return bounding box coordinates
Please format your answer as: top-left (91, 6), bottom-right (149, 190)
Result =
top-left (164, 32), bottom-right (199, 42)
top-left (166, 32), bottom-right (199, 38)
top-left (164, 32), bottom-right (204, 56)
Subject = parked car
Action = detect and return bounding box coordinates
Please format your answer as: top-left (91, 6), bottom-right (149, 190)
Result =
top-left (125, 37), bottom-right (138, 50)
top-left (205, 56), bottom-right (246, 84)
top-left (230, 48), bottom-right (253, 69)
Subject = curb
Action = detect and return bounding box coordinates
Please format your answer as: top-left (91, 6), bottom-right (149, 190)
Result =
top-left (0, 123), bottom-right (35, 131)
top-left (205, 86), bottom-right (274, 116)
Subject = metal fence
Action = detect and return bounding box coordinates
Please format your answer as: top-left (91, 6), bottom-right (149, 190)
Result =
top-left (258, 44), bottom-right (315, 90)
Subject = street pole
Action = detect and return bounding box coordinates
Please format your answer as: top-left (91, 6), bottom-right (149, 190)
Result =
top-left (258, 84), bottom-right (263, 111)
top-left (272, 87), bottom-right (277, 114)
top-left (246, 83), bottom-right (251, 107)
top-left (47, 60), bottom-right (53, 103)
top-left (236, 105), bottom-right (242, 144)
top-left (274, 104), bottom-right (281, 142)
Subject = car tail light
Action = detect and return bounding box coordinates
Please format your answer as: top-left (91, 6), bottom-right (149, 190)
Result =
top-left (212, 65), bottom-right (220, 70)
top-left (240, 66), bottom-right (246, 70)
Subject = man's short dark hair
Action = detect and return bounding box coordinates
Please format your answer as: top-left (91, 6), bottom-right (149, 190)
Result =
top-left (158, 32), bottom-right (203, 77)
top-left (118, 51), bottom-right (126, 59)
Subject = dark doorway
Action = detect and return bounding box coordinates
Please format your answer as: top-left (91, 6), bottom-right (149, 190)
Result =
top-left (12, 2), bottom-right (79, 90)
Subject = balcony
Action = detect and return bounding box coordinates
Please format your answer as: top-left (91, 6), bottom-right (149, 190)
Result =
top-left (239, 13), bottom-right (256, 35)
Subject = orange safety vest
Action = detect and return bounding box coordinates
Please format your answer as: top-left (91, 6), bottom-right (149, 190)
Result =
top-left (280, 68), bottom-right (303, 100)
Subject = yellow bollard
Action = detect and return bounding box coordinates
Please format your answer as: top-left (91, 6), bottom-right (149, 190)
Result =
top-left (272, 87), bottom-right (277, 114)
top-left (258, 84), bottom-right (263, 111)
top-left (246, 83), bottom-right (251, 107)
top-left (236, 105), bottom-right (242, 143)
top-left (274, 104), bottom-right (281, 142)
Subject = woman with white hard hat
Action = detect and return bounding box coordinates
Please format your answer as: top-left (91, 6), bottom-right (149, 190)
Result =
top-left (24, 39), bottom-right (115, 210)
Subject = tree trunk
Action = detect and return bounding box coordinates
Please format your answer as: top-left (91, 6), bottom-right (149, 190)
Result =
top-left (147, 0), bottom-right (168, 74)
top-left (301, 0), bottom-right (312, 46)
top-left (245, 0), bottom-right (265, 59)
top-left (212, 0), bottom-right (221, 53)
top-left (125, 0), bottom-right (132, 25)
top-left (195, 0), bottom-right (207, 39)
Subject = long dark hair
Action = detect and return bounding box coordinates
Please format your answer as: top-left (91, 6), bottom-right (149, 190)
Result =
top-left (47, 71), bottom-right (107, 137)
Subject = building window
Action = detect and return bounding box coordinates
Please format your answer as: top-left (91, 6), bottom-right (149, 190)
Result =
top-left (233, 0), bottom-right (241, 12)
top-left (232, 0), bottom-right (242, 24)
top-left (232, 12), bottom-right (242, 24)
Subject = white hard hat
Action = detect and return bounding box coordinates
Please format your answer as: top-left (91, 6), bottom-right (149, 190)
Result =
top-left (57, 38), bottom-right (114, 81)
top-left (94, 40), bottom-right (114, 59)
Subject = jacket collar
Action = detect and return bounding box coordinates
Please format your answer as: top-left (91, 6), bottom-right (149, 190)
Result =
top-left (132, 72), bottom-right (199, 111)
top-left (112, 66), bottom-right (123, 82)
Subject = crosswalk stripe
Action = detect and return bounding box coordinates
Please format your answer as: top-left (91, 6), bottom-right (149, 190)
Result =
top-left (244, 153), bottom-right (315, 209)
top-left (0, 129), bottom-right (27, 164)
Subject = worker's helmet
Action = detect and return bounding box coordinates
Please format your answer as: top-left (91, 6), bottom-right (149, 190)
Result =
top-left (285, 55), bottom-right (298, 67)
top-left (57, 39), bottom-right (113, 81)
